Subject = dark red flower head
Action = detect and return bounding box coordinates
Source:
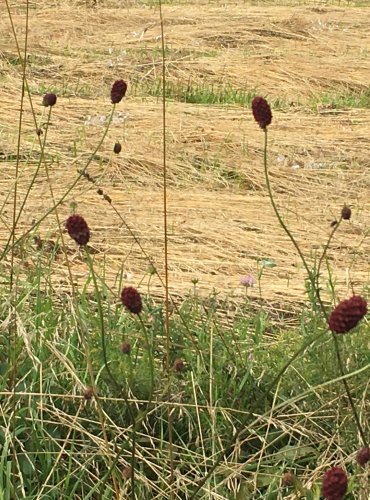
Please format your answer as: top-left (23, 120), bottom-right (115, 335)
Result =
top-left (122, 465), bottom-right (132, 480)
top-left (111, 80), bottom-right (127, 104)
top-left (43, 93), bottom-right (57, 107)
top-left (328, 295), bottom-right (367, 334)
top-left (341, 206), bottom-right (351, 220)
top-left (113, 142), bottom-right (122, 154)
top-left (322, 467), bottom-right (347, 500)
top-left (66, 214), bottom-right (90, 246)
top-left (121, 287), bottom-right (142, 315)
top-left (173, 358), bottom-right (185, 372)
top-left (120, 341), bottom-right (131, 355)
top-left (83, 386), bottom-right (94, 400)
top-left (252, 96), bottom-right (272, 129)
top-left (356, 447), bottom-right (370, 466)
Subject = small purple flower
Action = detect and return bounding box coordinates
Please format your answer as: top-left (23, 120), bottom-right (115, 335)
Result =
top-left (240, 275), bottom-right (256, 287)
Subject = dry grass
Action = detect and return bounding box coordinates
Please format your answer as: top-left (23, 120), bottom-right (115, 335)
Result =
top-left (0, 0), bottom-right (369, 306)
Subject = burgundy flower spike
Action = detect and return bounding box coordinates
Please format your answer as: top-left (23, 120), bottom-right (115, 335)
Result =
top-left (42, 93), bottom-right (57, 107)
top-left (252, 96), bottom-right (272, 129)
top-left (121, 287), bottom-right (142, 315)
top-left (356, 447), bottom-right (370, 466)
top-left (322, 467), bottom-right (347, 500)
top-left (111, 80), bottom-right (127, 104)
top-left (66, 215), bottom-right (90, 246)
top-left (328, 295), bottom-right (367, 334)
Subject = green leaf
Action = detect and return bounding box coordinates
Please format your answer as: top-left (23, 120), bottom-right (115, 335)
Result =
top-left (260, 258), bottom-right (277, 269)
top-left (276, 445), bottom-right (317, 463)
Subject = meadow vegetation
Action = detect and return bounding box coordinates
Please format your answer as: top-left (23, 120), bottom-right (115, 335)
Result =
top-left (0, 0), bottom-right (369, 498)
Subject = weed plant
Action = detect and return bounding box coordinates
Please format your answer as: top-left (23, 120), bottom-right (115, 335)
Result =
top-left (1, 0), bottom-right (369, 499)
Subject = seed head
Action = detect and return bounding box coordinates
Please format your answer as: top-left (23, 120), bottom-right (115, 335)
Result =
top-left (252, 96), bottom-right (272, 129)
top-left (328, 295), bottom-right (367, 334)
top-left (322, 466), bottom-right (347, 500)
top-left (121, 287), bottom-right (142, 315)
top-left (120, 341), bottom-right (131, 355)
top-left (66, 214), bottom-right (90, 246)
top-left (113, 142), bottom-right (122, 154)
top-left (341, 206), bottom-right (351, 220)
top-left (111, 79), bottom-right (127, 104)
top-left (42, 93), bottom-right (57, 107)
top-left (356, 447), bottom-right (370, 466)
top-left (173, 358), bottom-right (185, 372)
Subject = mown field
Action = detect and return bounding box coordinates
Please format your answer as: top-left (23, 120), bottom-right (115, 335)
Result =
top-left (1, 0), bottom-right (369, 303)
top-left (0, 0), bottom-right (369, 499)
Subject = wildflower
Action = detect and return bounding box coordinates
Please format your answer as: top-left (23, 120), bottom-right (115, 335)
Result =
top-left (356, 447), bottom-right (370, 466)
top-left (122, 465), bottom-right (132, 480)
top-left (322, 466), bottom-right (347, 500)
top-left (121, 287), bottom-right (142, 315)
top-left (113, 142), bottom-right (122, 154)
top-left (111, 79), bottom-right (127, 104)
top-left (66, 214), bottom-right (90, 246)
top-left (328, 296), bottom-right (367, 334)
top-left (252, 96), bottom-right (272, 129)
top-left (42, 93), bottom-right (57, 107)
top-left (282, 471), bottom-right (295, 487)
top-left (341, 206), bottom-right (351, 220)
top-left (83, 386), bottom-right (94, 400)
top-left (240, 275), bottom-right (255, 287)
top-left (120, 341), bottom-right (131, 355)
top-left (173, 358), bottom-right (185, 372)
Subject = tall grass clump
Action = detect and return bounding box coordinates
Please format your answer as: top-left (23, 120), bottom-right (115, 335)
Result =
top-left (1, 0), bottom-right (369, 499)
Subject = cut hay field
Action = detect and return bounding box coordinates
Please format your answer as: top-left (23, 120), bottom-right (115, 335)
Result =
top-left (1, 0), bottom-right (369, 307)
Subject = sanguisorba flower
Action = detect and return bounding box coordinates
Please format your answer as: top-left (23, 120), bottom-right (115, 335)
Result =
top-left (42, 93), bottom-right (57, 107)
top-left (113, 142), bottom-right (122, 154)
top-left (341, 205), bottom-right (351, 220)
top-left (66, 214), bottom-right (90, 246)
top-left (356, 447), bottom-right (370, 466)
top-left (121, 287), bottom-right (142, 315)
top-left (173, 358), bottom-right (185, 373)
top-left (120, 341), bottom-right (131, 355)
top-left (252, 96), bottom-right (272, 129)
top-left (322, 467), bottom-right (347, 500)
top-left (328, 295), bottom-right (368, 334)
top-left (111, 79), bottom-right (127, 104)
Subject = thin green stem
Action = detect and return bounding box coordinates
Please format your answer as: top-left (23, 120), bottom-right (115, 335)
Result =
top-left (262, 130), bottom-right (312, 284)
top-left (332, 334), bottom-right (368, 446)
top-left (85, 250), bottom-right (120, 391)
top-left (158, 0), bottom-right (174, 491)
top-left (10, 0), bottom-right (29, 492)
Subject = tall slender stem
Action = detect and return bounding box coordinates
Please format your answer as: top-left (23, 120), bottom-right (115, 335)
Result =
top-left (158, 0), bottom-right (174, 491)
